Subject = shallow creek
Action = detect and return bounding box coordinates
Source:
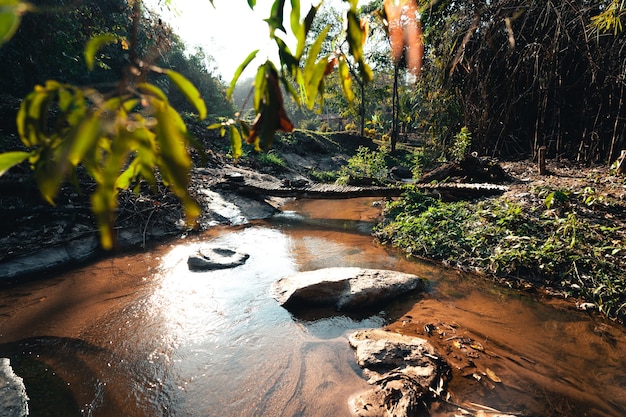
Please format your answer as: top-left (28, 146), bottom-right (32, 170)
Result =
top-left (0, 198), bottom-right (625, 417)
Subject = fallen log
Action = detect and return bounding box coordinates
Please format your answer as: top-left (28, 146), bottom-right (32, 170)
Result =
top-left (219, 175), bottom-right (509, 200)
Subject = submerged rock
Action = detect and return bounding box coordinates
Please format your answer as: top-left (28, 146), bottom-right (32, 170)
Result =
top-left (348, 329), bottom-right (447, 417)
top-left (188, 246), bottom-right (250, 271)
top-left (0, 358), bottom-right (29, 417)
top-left (271, 267), bottom-right (423, 312)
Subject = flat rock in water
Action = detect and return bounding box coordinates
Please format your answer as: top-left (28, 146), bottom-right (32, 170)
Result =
top-left (188, 246), bottom-right (250, 271)
top-left (271, 267), bottom-right (423, 312)
top-left (0, 358), bottom-right (29, 417)
top-left (348, 329), bottom-right (447, 417)
top-left (0, 235), bottom-right (99, 281)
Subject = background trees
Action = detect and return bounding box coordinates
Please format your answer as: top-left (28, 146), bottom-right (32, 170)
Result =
top-left (417, 0), bottom-right (626, 164)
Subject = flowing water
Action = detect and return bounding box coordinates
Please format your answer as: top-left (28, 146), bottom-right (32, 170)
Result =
top-left (0, 198), bottom-right (625, 417)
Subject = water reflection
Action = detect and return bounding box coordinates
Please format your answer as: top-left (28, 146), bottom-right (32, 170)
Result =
top-left (110, 226), bottom-right (383, 416)
top-left (0, 198), bottom-right (625, 417)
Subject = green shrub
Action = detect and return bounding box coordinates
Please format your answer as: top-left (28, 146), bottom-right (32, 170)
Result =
top-left (449, 126), bottom-right (472, 161)
top-left (374, 186), bottom-right (626, 323)
top-left (337, 146), bottom-right (388, 185)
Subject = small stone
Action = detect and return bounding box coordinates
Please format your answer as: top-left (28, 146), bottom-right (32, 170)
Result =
top-left (187, 246), bottom-right (249, 271)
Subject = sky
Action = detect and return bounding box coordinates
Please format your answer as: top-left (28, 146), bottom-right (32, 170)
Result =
top-left (149, 0), bottom-right (317, 80)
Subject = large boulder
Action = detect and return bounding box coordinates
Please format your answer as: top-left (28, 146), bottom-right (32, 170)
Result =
top-left (271, 267), bottom-right (423, 312)
top-left (348, 329), bottom-right (447, 417)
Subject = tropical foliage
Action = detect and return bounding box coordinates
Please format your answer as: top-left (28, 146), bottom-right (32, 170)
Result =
top-left (0, 0), bottom-right (372, 248)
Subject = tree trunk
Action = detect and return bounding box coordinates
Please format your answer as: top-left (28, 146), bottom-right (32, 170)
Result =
top-left (616, 150), bottom-right (626, 175)
top-left (391, 64), bottom-right (400, 153)
top-left (538, 146), bottom-right (547, 175)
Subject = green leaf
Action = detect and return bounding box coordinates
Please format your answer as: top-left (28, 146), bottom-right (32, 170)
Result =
top-left (253, 63), bottom-right (268, 111)
top-left (115, 158), bottom-right (140, 191)
top-left (305, 59), bottom-right (328, 109)
top-left (165, 69), bottom-right (207, 119)
top-left (137, 83), bottom-right (169, 102)
top-left (0, 151), bottom-right (30, 176)
top-left (290, 0), bottom-right (301, 40)
top-left (91, 182), bottom-right (117, 249)
top-left (303, 25), bottom-right (330, 84)
top-left (66, 115), bottom-right (102, 166)
top-left (153, 101), bottom-right (200, 225)
top-left (207, 122), bottom-right (224, 130)
top-left (296, 5), bottom-right (318, 58)
top-left (247, 0), bottom-right (256, 8)
top-left (229, 125), bottom-right (243, 161)
top-left (265, 0), bottom-right (287, 36)
top-left (84, 33), bottom-right (118, 71)
top-left (338, 57), bottom-right (354, 103)
top-left (275, 37), bottom-right (299, 77)
top-left (227, 49), bottom-right (259, 99)
top-left (0, 0), bottom-right (22, 47)
top-left (346, 9), bottom-right (364, 63)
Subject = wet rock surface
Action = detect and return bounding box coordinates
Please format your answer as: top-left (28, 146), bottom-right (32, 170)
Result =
top-left (271, 267), bottom-right (423, 312)
top-left (0, 358), bottom-right (29, 417)
top-left (187, 246), bottom-right (250, 271)
top-left (347, 329), bottom-right (448, 417)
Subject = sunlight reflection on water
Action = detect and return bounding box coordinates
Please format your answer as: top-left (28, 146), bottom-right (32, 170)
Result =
top-left (137, 226), bottom-right (380, 416)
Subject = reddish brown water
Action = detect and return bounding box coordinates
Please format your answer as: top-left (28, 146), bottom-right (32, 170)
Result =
top-left (0, 198), bottom-right (624, 417)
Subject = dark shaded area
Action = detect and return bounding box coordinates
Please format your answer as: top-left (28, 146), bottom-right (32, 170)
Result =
top-left (0, 336), bottom-right (111, 417)
top-left (437, 0), bottom-right (626, 163)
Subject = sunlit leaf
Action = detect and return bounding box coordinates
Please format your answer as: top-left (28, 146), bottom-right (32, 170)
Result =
top-left (0, 0), bottom-right (31, 47)
top-left (115, 157), bottom-right (140, 190)
top-left (296, 5), bottom-right (319, 58)
top-left (91, 181), bottom-right (117, 249)
top-left (275, 37), bottom-right (299, 77)
top-left (346, 9), bottom-right (365, 63)
top-left (65, 115), bottom-right (102, 166)
top-left (253, 63), bottom-right (268, 111)
top-left (247, 65), bottom-right (294, 151)
top-left (17, 84), bottom-right (54, 147)
top-left (303, 25), bottom-right (330, 83)
top-left (290, 0), bottom-right (300, 39)
top-left (305, 59), bottom-right (327, 109)
top-left (84, 33), bottom-right (118, 71)
top-left (153, 102), bottom-right (200, 227)
top-left (227, 49), bottom-right (259, 99)
top-left (247, 0), bottom-right (255, 8)
top-left (338, 57), bottom-right (354, 103)
top-left (0, 151), bottom-right (30, 176)
top-left (165, 69), bottom-right (207, 119)
top-left (207, 122), bottom-right (224, 130)
top-left (229, 125), bottom-right (243, 161)
top-left (137, 83), bottom-right (169, 102)
top-left (265, 0), bottom-right (286, 36)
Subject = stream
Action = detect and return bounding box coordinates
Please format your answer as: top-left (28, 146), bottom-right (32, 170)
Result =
top-left (0, 198), bottom-right (625, 417)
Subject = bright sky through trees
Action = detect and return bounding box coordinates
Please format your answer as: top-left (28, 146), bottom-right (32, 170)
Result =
top-left (149, 0), bottom-right (363, 80)
top-left (151, 0), bottom-right (312, 79)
